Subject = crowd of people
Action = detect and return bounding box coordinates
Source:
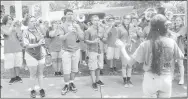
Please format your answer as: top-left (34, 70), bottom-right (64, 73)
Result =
top-left (0, 5), bottom-right (187, 98)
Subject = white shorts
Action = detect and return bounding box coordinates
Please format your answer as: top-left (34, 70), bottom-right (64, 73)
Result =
top-left (62, 49), bottom-right (80, 74)
top-left (106, 47), bottom-right (120, 60)
top-left (25, 47), bottom-right (46, 67)
top-left (88, 52), bottom-right (104, 70)
top-left (4, 52), bottom-right (23, 69)
top-left (51, 51), bottom-right (62, 59)
top-left (143, 72), bottom-right (172, 98)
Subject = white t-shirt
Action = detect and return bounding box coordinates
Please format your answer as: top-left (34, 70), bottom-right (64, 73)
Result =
top-left (132, 37), bottom-right (184, 74)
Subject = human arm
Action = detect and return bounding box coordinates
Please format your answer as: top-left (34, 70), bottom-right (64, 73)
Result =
top-left (116, 39), bottom-right (146, 66)
top-left (58, 26), bottom-right (70, 41)
top-left (73, 23), bottom-right (84, 40)
top-left (1, 21), bottom-right (16, 36)
top-left (22, 30), bottom-right (45, 48)
top-left (174, 40), bottom-right (184, 60)
top-left (84, 29), bottom-right (99, 44)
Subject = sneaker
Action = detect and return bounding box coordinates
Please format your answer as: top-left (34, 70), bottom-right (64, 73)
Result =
top-left (82, 61), bottom-right (87, 66)
top-left (39, 89), bottom-right (45, 98)
top-left (124, 81), bottom-right (129, 88)
top-left (96, 80), bottom-right (104, 87)
top-left (69, 83), bottom-right (77, 93)
top-left (110, 68), bottom-right (114, 72)
top-left (58, 72), bottom-right (63, 76)
top-left (104, 59), bottom-right (107, 64)
top-left (54, 72), bottom-right (58, 76)
top-left (100, 70), bottom-right (104, 75)
top-left (179, 79), bottom-right (184, 85)
top-left (127, 80), bottom-right (133, 87)
top-left (92, 83), bottom-right (98, 91)
top-left (113, 67), bottom-right (117, 71)
top-left (9, 78), bottom-right (16, 85)
top-left (30, 90), bottom-right (37, 98)
top-left (61, 84), bottom-right (69, 95)
top-left (16, 76), bottom-right (23, 83)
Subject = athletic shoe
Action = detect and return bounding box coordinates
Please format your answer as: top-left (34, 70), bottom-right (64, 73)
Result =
top-left (113, 67), bottom-right (117, 71)
top-left (96, 80), bottom-right (104, 87)
top-left (92, 83), bottom-right (98, 91)
top-left (30, 90), bottom-right (37, 98)
top-left (124, 80), bottom-right (129, 88)
top-left (16, 76), bottom-right (23, 83)
top-left (9, 78), bottom-right (16, 85)
top-left (58, 72), bottom-right (63, 76)
top-left (100, 70), bottom-right (104, 75)
top-left (61, 84), bottom-right (69, 95)
top-left (39, 89), bottom-right (45, 98)
top-left (69, 83), bottom-right (77, 93)
top-left (127, 80), bottom-right (133, 87)
top-left (179, 79), bottom-right (184, 85)
top-left (82, 61), bottom-right (87, 66)
top-left (54, 72), bottom-right (58, 76)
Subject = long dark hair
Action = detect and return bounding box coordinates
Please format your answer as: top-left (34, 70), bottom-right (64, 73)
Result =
top-left (147, 14), bottom-right (168, 75)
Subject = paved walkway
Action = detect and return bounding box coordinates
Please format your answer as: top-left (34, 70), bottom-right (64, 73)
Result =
top-left (1, 75), bottom-right (187, 98)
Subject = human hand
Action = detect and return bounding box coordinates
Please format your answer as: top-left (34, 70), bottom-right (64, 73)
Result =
top-left (93, 38), bottom-right (100, 44)
top-left (38, 39), bottom-right (45, 45)
top-left (115, 39), bottom-right (125, 48)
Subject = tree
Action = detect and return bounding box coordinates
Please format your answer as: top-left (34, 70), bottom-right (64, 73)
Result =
top-left (22, 6), bottom-right (29, 17)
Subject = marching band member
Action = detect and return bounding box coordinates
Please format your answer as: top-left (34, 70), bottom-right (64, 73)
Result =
top-left (85, 15), bottom-right (105, 90)
top-left (22, 16), bottom-right (46, 98)
top-left (48, 20), bottom-right (63, 76)
top-left (129, 15), bottom-right (142, 74)
top-left (172, 16), bottom-right (186, 85)
top-left (116, 14), bottom-right (184, 98)
top-left (105, 15), bottom-right (120, 74)
top-left (1, 15), bottom-right (23, 85)
top-left (59, 9), bottom-right (84, 95)
top-left (121, 14), bottom-right (133, 87)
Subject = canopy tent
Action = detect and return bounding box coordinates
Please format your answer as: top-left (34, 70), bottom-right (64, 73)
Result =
top-left (74, 6), bottom-right (134, 16)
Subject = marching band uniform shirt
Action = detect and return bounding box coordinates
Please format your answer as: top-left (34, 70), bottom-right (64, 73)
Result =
top-left (1, 25), bottom-right (22, 54)
top-left (48, 29), bottom-right (62, 52)
top-left (60, 22), bottom-right (84, 52)
top-left (85, 25), bottom-right (105, 53)
top-left (22, 29), bottom-right (45, 60)
top-left (105, 26), bottom-right (120, 47)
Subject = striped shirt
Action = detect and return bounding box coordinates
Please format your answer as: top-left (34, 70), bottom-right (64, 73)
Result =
top-left (22, 28), bottom-right (45, 60)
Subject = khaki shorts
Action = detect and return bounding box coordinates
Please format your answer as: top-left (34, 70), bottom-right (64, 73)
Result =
top-left (106, 47), bottom-right (120, 60)
top-left (4, 52), bottom-right (23, 69)
top-left (62, 49), bottom-right (80, 74)
top-left (88, 52), bottom-right (104, 70)
top-left (143, 72), bottom-right (172, 98)
top-left (51, 51), bottom-right (62, 59)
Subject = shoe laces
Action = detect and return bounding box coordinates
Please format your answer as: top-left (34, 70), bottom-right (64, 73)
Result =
top-left (70, 83), bottom-right (76, 88)
top-left (63, 85), bottom-right (69, 90)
